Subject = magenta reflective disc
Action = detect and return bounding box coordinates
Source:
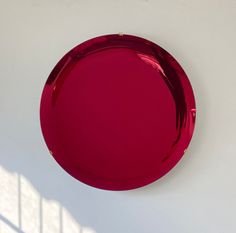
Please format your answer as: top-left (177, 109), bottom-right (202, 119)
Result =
top-left (40, 34), bottom-right (196, 190)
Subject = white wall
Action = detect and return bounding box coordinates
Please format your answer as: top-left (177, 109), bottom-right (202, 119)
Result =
top-left (0, 0), bottom-right (236, 232)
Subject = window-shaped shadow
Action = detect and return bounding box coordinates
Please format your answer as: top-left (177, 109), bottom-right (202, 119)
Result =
top-left (0, 166), bottom-right (96, 233)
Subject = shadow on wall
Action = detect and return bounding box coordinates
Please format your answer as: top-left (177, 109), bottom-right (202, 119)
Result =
top-left (0, 166), bottom-right (96, 233)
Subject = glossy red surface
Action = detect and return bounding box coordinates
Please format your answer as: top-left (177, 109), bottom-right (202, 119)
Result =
top-left (40, 34), bottom-right (196, 190)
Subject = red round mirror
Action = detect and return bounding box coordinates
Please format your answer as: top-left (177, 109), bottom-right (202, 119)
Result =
top-left (40, 34), bottom-right (196, 190)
